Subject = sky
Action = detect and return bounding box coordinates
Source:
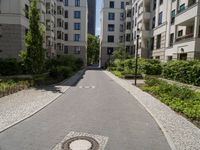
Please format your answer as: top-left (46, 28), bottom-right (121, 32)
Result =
top-left (95, 0), bottom-right (102, 36)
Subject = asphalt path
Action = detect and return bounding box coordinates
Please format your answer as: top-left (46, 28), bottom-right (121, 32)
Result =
top-left (0, 70), bottom-right (171, 150)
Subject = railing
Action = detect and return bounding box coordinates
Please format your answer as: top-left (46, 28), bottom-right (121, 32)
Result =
top-left (175, 33), bottom-right (194, 42)
top-left (177, 0), bottom-right (197, 14)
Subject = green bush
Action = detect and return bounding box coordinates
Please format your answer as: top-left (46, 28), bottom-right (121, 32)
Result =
top-left (49, 66), bottom-right (73, 79)
top-left (141, 59), bottom-right (162, 75)
top-left (0, 58), bottom-right (21, 76)
top-left (142, 77), bottom-right (200, 121)
top-left (162, 60), bottom-right (200, 86)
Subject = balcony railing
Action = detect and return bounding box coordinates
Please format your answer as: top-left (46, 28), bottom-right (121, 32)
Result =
top-left (177, 0), bottom-right (197, 14)
top-left (175, 33), bottom-right (194, 42)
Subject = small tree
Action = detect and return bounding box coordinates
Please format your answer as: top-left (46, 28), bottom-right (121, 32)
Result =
top-left (87, 34), bottom-right (100, 65)
top-left (112, 44), bottom-right (126, 61)
top-left (24, 0), bottom-right (45, 74)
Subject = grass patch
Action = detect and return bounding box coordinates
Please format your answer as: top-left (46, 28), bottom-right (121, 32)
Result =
top-left (141, 77), bottom-right (200, 127)
top-left (0, 79), bottom-right (33, 97)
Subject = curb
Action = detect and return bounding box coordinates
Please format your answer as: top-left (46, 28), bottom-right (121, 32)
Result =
top-left (0, 69), bottom-right (85, 134)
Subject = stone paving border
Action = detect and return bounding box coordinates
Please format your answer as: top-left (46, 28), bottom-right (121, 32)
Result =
top-left (0, 70), bottom-right (85, 133)
top-left (104, 71), bottom-right (200, 150)
top-left (52, 131), bottom-right (109, 150)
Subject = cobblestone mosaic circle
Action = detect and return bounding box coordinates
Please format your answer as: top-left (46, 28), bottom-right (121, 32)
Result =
top-left (62, 136), bottom-right (99, 150)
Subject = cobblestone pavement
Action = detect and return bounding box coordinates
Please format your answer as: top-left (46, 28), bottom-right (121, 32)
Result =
top-left (0, 70), bottom-right (85, 133)
top-left (104, 71), bottom-right (200, 150)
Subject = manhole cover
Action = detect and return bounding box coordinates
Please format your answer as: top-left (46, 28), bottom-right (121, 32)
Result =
top-left (62, 136), bottom-right (99, 150)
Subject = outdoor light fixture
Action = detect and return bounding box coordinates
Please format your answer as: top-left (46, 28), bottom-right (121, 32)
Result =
top-left (135, 28), bottom-right (140, 86)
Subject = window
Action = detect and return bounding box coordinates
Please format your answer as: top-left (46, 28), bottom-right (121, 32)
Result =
top-left (64, 34), bottom-right (68, 41)
top-left (179, 4), bottom-right (185, 13)
top-left (151, 37), bottom-right (154, 50)
top-left (65, 22), bottom-right (68, 29)
top-left (108, 12), bottom-right (115, 20)
top-left (64, 0), bottom-right (68, 6)
top-left (153, 0), bottom-right (157, 10)
top-left (169, 33), bottom-right (174, 47)
top-left (65, 10), bottom-right (68, 18)
top-left (74, 34), bottom-right (80, 41)
top-left (178, 30), bottom-right (183, 37)
top-left (120, 13), bottom-right (124, 20)
top-left (74, 46), bottom-right (81, 54)
top-left (171, 10), bottom-right (175, 24)
top-left (75, 0), bottom-right (80, 7)
top-left (74, 11), bottom-right (81, 18)
top-left (156, 34), bottom-right (161, 49)
top-left (25, 4), bottom-right (29, 19)
top-left (160, 0), bottom-right (163, 5)
top-left (108, 24), bottom-right (115, 31)
top-left (107, 47), bottom-right (114, 55)
top-left (121, 2), bottom-right (125, 9)
top-left (74, 23), bottom-right (81, 30)
top-left (109, 1), bottom-right (114, 8)
top-left (64, 46), bottom-right (68, 54)
top-left (158, 12), bottom-right (163, 25)
top-left (108, 36), bottom-right (114, 42)
top-left (152, 16), bottom-right (155, 29)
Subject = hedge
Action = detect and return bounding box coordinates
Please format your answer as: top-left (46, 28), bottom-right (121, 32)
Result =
top-left (162, 60), bottom-right (200, 86)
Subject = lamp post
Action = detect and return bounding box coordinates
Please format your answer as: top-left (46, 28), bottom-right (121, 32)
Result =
top-left (135, 29), bottom-right (140, 85)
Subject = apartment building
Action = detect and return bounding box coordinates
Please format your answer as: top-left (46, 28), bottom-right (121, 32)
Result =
top-left (87, 0), bottom-right (96, 35)
top-left (100, 0), bottom-right (129, 67)
top-left (100, 0), bottom-right (200, 67)
top-left (0, 0), bottom-right (88, 65)
top-left (63, 0), bottom-right (88, 64)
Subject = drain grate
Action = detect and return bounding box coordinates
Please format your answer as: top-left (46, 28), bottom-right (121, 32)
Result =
top-left (62, 136), bottom-right (99, 150)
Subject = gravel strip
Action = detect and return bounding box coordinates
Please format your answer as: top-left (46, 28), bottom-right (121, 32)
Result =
top-left (0, 70), bottom-right (85, 133)
top-left (104, 71), bottom-right (200, 150)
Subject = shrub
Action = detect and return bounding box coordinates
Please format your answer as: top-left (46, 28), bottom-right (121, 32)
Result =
top-left (162, 60), bottom-right (200, 86)
top-left (141, 59), bottom-right (162, 75)
top-left (142, 77), bottom-right (200, 121)
top-left (49, 66), bottom-right (73, 79)
top-left (0, 58), bottom-right (21, 76)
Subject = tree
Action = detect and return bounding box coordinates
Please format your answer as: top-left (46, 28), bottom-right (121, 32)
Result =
top-left (23, 0), bottom-right (45, 74)
top-left (87, 34), bottom-right (99, 65)
top-left (112, 44), bottom-right (126, 61)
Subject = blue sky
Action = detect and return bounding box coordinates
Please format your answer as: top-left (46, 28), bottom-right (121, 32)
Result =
top-left (95, 0), bottom-right (102, 36)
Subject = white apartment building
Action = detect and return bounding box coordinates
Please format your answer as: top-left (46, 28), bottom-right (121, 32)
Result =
top-left (100, 0), bottom-right (200, 67)
top-left (0, 0), bottom-right (88, 65)
top-left (100, 0), bottom-right (129, 67)
top-left (63, 0), bottom-right (88, 64)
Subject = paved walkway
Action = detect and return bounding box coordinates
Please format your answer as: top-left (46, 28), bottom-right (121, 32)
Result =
top-left (105, 71), bottom-right (200, 150)
top-left (0, 70), bottom-right (170, 150)
top-left (0, 70), bottom-right (85, 133)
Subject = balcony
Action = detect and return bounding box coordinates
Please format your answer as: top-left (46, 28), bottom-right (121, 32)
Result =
top-left (175, 0), bottom-right (198, 25)
top-left (176, 33), bottom-right (194, 42)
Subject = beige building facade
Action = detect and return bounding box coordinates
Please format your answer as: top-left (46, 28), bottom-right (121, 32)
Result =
top-left (100, 0), bottom-right (200, 67)
top-left (0, 0), bottom-right (88, 64)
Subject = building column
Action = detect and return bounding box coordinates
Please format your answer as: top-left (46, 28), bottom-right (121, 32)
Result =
top-left (194, 16), bottom-right (200, 38)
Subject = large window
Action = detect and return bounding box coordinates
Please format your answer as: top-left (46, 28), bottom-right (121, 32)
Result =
top-left (109, 1), bottom-right (114, 8)
top-left (74, 34), bottom-right (80, 41)
top-left (75, 0), bottom-right (80, 7)
top-left (64, 0), bottom-right (68, 6)
top-left (108, 35), bottom-right (114, 43)
top-left (74, 11), bottom-right (81, 18)
top-left (158, 12), bottom-right (163, 25)
top-left (108, 24), bottom-right (115, 32)
top-left (74, 23), bottom-right (81, 30)
top-left (108, 12), bottom-right (115, 20)
top-left (156, 34), bottom-right (161, 49)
